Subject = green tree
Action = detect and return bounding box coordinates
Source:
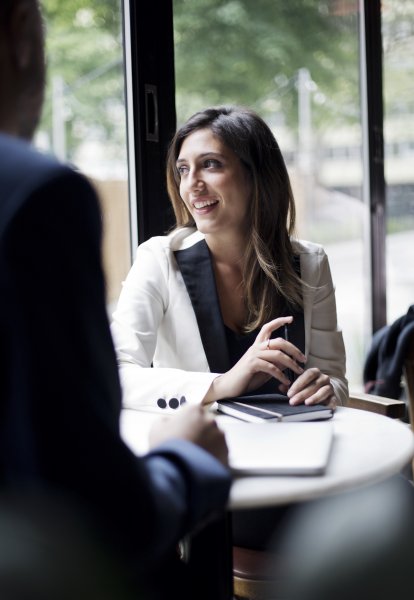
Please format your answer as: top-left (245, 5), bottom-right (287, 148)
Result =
top-left (39, 0), bottom-right (125, 165)
top-left (43, 0), bottom-right (121, 35)
top-left (173, 0), bottom-right (359, 130)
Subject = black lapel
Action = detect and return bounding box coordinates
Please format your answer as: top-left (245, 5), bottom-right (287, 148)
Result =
top-left (174, 239), bottom-right (231, 373)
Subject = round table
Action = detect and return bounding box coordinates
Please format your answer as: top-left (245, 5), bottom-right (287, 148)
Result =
top-left (121, 406), bottom-right (414, 510)
top-left (121, 405), bottom-right (414, 600)
top-left (226, 406), bottom-right (414, 509)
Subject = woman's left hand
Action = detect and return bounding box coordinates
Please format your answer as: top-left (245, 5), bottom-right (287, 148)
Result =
top-left (280, 368), bottom-right (337, 410)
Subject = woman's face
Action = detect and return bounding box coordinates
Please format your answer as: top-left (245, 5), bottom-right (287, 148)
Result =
top-left (176, 128), bottom-right (252, 237)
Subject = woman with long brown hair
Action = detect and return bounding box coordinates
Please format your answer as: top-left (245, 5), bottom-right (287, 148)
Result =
top-left (111, 105), bottom-right (347, 413)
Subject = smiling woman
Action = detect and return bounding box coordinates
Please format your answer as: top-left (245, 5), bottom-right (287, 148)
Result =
top-left (110, 104), bottom-right (348, 553)
top-left (110, 104), bottom-right (348, 415)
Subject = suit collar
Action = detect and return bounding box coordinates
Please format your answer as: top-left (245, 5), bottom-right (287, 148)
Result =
top-left (174, 239), bottom-right (231, 373)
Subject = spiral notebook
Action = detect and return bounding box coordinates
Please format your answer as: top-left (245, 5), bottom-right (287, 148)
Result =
top-left (217, 418), bottom-right (334, 475)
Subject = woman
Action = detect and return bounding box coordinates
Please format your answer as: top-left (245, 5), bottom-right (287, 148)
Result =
top-left (111, 105), bottom-right (348, 414)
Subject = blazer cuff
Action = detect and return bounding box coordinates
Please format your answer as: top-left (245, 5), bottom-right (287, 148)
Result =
top-left (147, 438), bottom-right (231, 526)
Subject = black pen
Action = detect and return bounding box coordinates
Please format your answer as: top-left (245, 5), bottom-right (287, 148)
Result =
top-left (284, 324), bottom-right (294, 385)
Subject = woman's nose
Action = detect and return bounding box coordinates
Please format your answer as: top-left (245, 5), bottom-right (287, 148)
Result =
top-left (186, 169), bottom-right (205, 191)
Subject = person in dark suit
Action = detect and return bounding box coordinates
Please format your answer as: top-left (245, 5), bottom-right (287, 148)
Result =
top-left (0, 1), bottom-right (231, 598)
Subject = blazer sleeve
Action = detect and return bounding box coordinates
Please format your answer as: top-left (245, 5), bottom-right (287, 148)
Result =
top-left (144, 439), bottom-right (231, 556)
top-left (111, 240), bottom-right (218, 412)
top-left (301, 245), bottom-right (348, 405)
top-left (2, 166), bottom-right (230, 571)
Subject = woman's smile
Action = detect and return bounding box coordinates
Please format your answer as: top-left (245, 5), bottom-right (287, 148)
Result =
top-left (191, 196), bottom-right (219, 212)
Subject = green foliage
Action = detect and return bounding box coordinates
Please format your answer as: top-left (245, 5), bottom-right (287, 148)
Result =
top-left (39, 0), bottom-right (362, 162)
top-left (173, 0), bottom-right (360, 129)
top-left (39, 0), bottom-right (125, 163)
top-left (43, 0), bottom-right (121, 36)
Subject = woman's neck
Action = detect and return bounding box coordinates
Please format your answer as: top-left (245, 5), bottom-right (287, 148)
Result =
top-left (205, 231), bottom-right (246, 267)
top-left (205, 232), bottom-right (248, 332)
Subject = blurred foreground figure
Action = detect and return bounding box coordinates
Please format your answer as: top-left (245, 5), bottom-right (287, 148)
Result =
top-left (0, 489), bottom-right (138, 600)
top-left (272, 477), bottom-right (414, 600)
top-left (0, 2), bottom-right (230, 598)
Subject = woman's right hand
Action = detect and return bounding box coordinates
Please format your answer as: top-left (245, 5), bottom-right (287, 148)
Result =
top-left (203, 316), bottom-right (306, 404)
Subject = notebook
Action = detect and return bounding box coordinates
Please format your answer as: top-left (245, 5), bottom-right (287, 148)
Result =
top-left (218, 418), bottom-right (334, 475)
top-left (216, 393), bottom-right (333, 423)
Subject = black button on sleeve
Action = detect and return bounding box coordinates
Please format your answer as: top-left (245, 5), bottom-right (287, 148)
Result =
top-left (169, 397), bottom-right (179, 409)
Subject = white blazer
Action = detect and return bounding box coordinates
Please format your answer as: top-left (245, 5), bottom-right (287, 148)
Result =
top-left (111, 227), bottom-right (348, 412)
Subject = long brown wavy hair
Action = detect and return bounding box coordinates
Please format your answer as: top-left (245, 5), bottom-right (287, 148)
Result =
top-left (166, 105), bottom-right (303, 333)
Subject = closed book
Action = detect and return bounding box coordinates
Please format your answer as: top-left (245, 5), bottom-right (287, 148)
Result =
top-left (216, 393), bottom-right (333, 423)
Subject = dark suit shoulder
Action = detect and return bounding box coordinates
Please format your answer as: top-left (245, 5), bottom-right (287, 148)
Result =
top-left (0, 133), bottom-right (68, 182)
top-left (0, 134), bottom-right (96, 236)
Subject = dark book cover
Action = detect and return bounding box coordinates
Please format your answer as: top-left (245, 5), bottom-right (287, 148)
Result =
top-left (216, 393), bottom-right (333, 423)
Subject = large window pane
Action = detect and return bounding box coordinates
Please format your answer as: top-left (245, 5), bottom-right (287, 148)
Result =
top-left (173, 0), bottom-right (365, 387)
top-left (383, 1), bottom-right (414, 323)
top-left (37, 0), bottom-right (131, 311)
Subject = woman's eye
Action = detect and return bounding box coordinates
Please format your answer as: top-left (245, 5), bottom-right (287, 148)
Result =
top-left (204, 159), bottom-right (221, 168)
top-left (177, 165), bottom-right (189, 176)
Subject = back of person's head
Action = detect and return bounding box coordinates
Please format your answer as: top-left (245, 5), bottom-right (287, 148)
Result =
top-left (0, 0), bottom-right (45, 140)
top-left (166, 105), bottom-right (295, 239)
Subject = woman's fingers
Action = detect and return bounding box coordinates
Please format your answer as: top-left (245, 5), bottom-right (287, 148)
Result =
top-left (258, 348), bottom-right (305, 379)
top-left (291, 385), bottom-right (336, 408)
top-left (256, 318), bottom-right (306, 374)
top-left (260, 337), bottom-right (306, 366)
top-left (241, 353), bottom-right (292, 387)
top-left (255, 316), bottom-right (294, 344)
top-left (256, 358), bottom-right (292, 386)
top-left (287, 368), bottom-right (336, 408)
top-left (287, 368), bottom-right (326, 396)
top-left (219, 321), bottom-right (337, 409)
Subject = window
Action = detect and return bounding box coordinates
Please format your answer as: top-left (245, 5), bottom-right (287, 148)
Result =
top-left (383, 0), bottom-right (414, 325)
top-left (37, 0), bottom-right (131, 311)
